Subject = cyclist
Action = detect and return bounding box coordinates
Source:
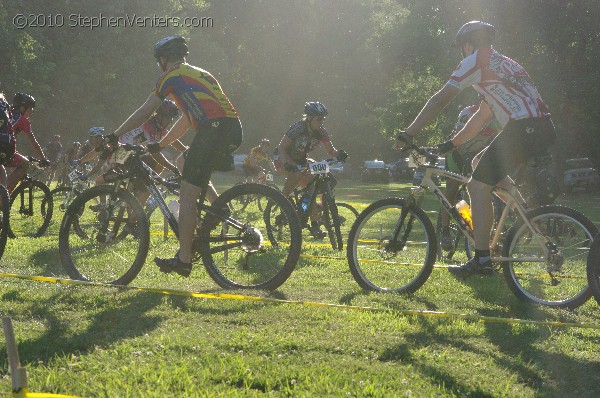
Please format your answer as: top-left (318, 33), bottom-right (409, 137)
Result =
top-left (107, 35), bottom-right (242, 277)
top-left (394, 21), bottom-right (556, 278)
top-left (242, 138), bottom-right (274, 183)
top-left (273, 101), bottom-right (344, 238)
top-left (7, 93), bottom-right (50, 192)
top-left (439, 103), bottom-right (500, 250)
top-left (44, 134), bottom-right (63, 185)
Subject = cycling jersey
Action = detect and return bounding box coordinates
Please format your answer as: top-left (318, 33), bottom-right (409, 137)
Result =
top-left (11, 114), bottom-right (34, 141)
top-left (119, 117), bottom-right (166, 146)
top-left (275, 120), bottom-right (331, 164)
top-left (244, 146), bottom-right (269, 167)
top-left (152, 62), bottom-right (238, 129)
top-left (452, 104), bottom-right (501, 163)
top-left (448, 47), bottom-right (550, 127)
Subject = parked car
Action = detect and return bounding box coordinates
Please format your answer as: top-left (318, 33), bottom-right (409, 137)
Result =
top-left (563, 157), bottom-right (599, 192)
top-left (387, 157), bottom-right (413, 181)
top-left (362, 159), bottom-right (391, 183)
top-left (412, 157), bottom-right (445, 186)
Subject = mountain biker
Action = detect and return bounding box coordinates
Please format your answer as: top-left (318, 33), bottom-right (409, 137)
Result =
top-left (243, 138), bottom-right (274, 182)
top-left (107, 35), bottom-right (242, 277)
top-left (439, 103), bottom-right (500, 250)
top-left (394, 21), bottom-right (556, 278)
top-left (7, 93), bottom-right (50, 192)
top-left (273, 101), bottom-right (344, 238)
top-left (44, 135), bottom-right (63, 185)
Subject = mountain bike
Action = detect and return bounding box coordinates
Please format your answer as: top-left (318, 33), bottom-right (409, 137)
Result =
top-left (8, 157), bottom-right (53, 238)
top-left (586, 235), bottom-right (600, 306)
top-left (0, 185), bottom-right (11, 259)
top-left (59, 144), bottom-right (302, 290)
top-left (232, 167), bottom-right (279, 211)
top-left (347, 145), bottom-right (597, 309)
top-left (264, 156), bottom-right (357, 251)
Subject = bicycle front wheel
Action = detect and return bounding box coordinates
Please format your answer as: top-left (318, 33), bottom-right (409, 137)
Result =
top-left (200, 183), bottom-right (302, 290)
top-left (336, 202), bottom-right (359, 239)
top-left (9, 180), bottom-right (53, 238)
top-left (59, 185), bottom-right (150, 285)
top-left (503, 205), bottom-right (597, 309)
top-left (0, 186), bottom-right (10, 259)
top-left (321, 194), bottom-right (343, 250)
top-left (346, 197), bottom-right (436, 293)
top-left (586, 234), bottom-right (600, 306)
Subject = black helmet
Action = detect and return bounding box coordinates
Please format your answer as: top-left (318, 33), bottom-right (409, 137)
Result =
top-left (157, 99), bottom-right (179, 119)
top-left (304, 101), bottom-right (328, 117)
top-left (154, 36), bottom-right (189, 60)
top-left (455, 21), bottom-right (495, 47)
top-left (13, 92), bottom-right (35, 109)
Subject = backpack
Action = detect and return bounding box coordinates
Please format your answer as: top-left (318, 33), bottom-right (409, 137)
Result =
top-left (0, 99), bottom-right (15, 165)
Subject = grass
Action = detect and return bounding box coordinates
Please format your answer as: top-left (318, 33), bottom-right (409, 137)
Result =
top-left (0, 174), bottom-right (599, 397)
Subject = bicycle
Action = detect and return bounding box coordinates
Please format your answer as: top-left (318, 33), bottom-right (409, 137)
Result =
top-left (264, 156), bottom-right (358, 251)
top-left (8, 157), bottom-right (53, 238)
top-left (233, 168), bottom-right (279, 211)
top-left (0, 185), bottom-right (11, 259)
top-left (347, 144), bottom-right (598, 309)
top-left (59, 144), bottom-right (302, 290)
top-left (586, 235), bottom-right (600, 306)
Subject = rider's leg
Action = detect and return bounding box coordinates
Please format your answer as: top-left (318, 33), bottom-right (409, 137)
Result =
top-left (440, 178), bottom-right (461, 228)
top-left (177, 179), bottom-right (203, 264)
top-left (7, 157), bottom-right (29, 193)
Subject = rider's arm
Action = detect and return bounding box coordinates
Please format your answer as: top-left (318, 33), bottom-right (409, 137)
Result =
top-left (277, 136), bottom-right (295, 166)
top-left (114, 94), bottom-right (163, 138)
top-left (168, 139), bottom-right (187, 153)
top-left (158, 116), bottom-right (191, 149)
top-left (450, 101), bottom-right (494, 147)
top-left (85, 158), bottom-right (105, 178)
top-left (397, 83), bottom-right (460, 146)
top-left (78, 149), bottom-right (100, 164)
top-left (151, 152), bottom-right (179, 174)
top-left (321, 139), bottom-right (339, 159)
top-left (24, 130), bottom-right (47, 160)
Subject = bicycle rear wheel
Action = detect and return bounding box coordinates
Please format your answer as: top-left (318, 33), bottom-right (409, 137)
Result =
top-left (346, 197), bottom-right (436, 292)
top-left (9, 180), bottom-right (53, 238)
top-left (59, 185), bottom-right (150, 285)
top-left (503, 205), bottom-right (597, 309)
top-left (0, 186), bottom-right (10, 259)
top-left (200, 183), bottom-right (302, 290)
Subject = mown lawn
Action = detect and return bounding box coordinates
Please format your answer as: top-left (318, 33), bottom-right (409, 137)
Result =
top-left (0, 174), bottom-right (599, 397)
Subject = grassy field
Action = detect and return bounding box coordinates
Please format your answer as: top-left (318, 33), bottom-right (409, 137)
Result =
top-left (0, 174), bottom-right (599, 397)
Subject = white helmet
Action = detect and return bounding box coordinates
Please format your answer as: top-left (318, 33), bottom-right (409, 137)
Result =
top-left (89, 127), bottom-right (105, 136)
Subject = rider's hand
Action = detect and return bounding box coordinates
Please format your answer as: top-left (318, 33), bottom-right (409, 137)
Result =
top-left (105, 133), bottom-right (119, 145)
top-left (435, 140), bottom-right (455, 156)
top-left (147, 143), bottom-right (161, 154)
top-left (336, 149), bottom-right (348, 162)
top-left (394, 131), bottom-right (414, 151)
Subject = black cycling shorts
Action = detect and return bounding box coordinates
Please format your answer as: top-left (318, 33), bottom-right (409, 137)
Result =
top-left (183, 117), bottom-right (243, 187)
top-left (472, 116), bottom-right (556, 186)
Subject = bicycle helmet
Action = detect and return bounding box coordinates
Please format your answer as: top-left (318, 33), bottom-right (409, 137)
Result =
top-left (89, 127), bottom-right (105, 137)
top-left (156, 99), bottom-right (179, 119)
top-left (154, 36), bottom-right (189, 60)
top-left (13, 92), bottom-right (35, 109)
top-left (304, 101), bottom-right (328, 117)
top-left (455, 21), bottom-right (495, 47)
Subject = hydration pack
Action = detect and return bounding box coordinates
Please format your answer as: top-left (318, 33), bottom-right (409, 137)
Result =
top-left (0, 99), bottom-right (15, 165)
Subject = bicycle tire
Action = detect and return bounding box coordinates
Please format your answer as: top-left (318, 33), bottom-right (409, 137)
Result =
top-left (586, 234), bottom-right (600, 307)
top-left (257, 182), bottom-right (280, 212)
top-left (503, 205), bottom-right (597, 309)
top-left (346, 197), bottom-right (437, 293)
top-left (59, 185), bottom-right (150, 285)
top-left (322, 194), bottom-right (343, 251)
top-left (200, 183), bottom-right (302, 290)
top-left (336, 202), bottom-right (359, 238)
top-left (8, 180), bottom-right (53, 238)
top-left (0, 186), bottom-right (10, 259)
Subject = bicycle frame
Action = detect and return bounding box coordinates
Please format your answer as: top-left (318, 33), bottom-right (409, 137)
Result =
top-left (294, 166), bottom-right (336, 225)
top-left (415, 162), bottom-right (551, 263)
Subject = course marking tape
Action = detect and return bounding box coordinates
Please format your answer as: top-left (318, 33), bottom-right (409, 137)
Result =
top-left (0, 272), bottom-right (598, 330)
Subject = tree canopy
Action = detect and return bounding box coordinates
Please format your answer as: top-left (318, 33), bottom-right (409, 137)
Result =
top-left (2, 0), bottom-right (599, 165)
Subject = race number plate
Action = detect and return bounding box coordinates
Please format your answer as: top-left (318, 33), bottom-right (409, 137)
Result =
top-left (112, 147), bottom-right (133, 165)
top-left (309, 161), bottom-right (329, 175)
top-left (68, 170), bottom-right (80, 182)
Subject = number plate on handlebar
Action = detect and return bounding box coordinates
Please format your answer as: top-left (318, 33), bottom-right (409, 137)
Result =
top-left (309, 161), bottom-right (329, 175)
top-left (68, 170), bottom-right (80, 182)
top-left (112, 147), bottom-right (133, 165)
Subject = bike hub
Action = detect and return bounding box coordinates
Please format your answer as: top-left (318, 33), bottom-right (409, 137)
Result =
top-left (241, 225), bottom-right (263, 253)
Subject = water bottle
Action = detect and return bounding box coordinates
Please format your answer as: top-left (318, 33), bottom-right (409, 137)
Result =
top-left (168, 199), bottom-right (180, 219)
top-left (455, 200), bottom-right (473, 230)
top-left (300, 193), bottom-right (311, 212)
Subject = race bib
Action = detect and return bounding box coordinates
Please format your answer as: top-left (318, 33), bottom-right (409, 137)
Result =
top-left (112, 147), bottom-right (133, 165)
top-left (309, 161), bottom-right (329, 175)
top-left (68, 169), bottom-right (80, 181)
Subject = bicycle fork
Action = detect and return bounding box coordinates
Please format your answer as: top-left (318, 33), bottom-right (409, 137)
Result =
top-left (385, 188), bottom-right (426, 253)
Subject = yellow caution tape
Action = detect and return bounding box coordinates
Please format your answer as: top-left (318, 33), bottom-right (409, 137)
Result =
top-left (0, 272), bottom-right (597, 330)
top-left (13, 387), bottom-right (80, 398)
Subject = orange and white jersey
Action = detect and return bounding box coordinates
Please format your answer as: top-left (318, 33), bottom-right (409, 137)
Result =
top-left (448, 47), bottom-right (550, 127)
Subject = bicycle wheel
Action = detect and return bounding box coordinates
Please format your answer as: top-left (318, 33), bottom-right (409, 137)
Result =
top-left (336, 202), bottom-right (359, 238)
top-left (59, 185), bottom-right (150, 285)
top-left (257, 183), bottom-right (280, 212)
top-left (9, 180), bottom-right (53, 238)
top-left (200, 183), bottom-right (302, 290)
top-left (230, 181), bottom-right (253, 211)
top-left (586, 234), bottom-right (600, 306)
top-left (0, 186), bottom-right (10, 259)
top-left (503, 205), bottom-right (597, 309)
top-left (346, 197), bottom-right (437, 292)
top-left (321, 194), bottom-right (343, 250)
